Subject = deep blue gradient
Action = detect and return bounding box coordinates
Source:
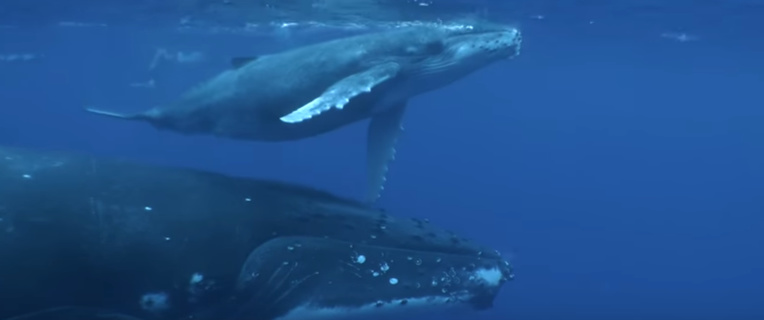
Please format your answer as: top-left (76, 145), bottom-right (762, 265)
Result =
top-left (1, 2), bottom-right (763, 319)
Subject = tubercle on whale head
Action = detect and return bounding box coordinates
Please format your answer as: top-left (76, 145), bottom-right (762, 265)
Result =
top-left (505, 28), bottom-right (522, 59)
top-left (442, 25), bottom-right (522, 62)
top-left (434, 19), bottom-right (521, 56)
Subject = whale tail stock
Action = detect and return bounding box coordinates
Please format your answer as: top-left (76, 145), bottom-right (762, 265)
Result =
top-left (84, 107), bottom-right (153, 122)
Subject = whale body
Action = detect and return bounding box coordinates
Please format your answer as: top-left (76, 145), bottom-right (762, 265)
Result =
top-left (85, 20), bottom-right (522, 203)
top-left (0, 145), bottom-right (513, 320)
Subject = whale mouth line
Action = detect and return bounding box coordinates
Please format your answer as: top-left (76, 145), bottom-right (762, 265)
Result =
top-left (275, 292), bottom-right (477, 320)
top-left (233, 236), bottom-right (511, 320)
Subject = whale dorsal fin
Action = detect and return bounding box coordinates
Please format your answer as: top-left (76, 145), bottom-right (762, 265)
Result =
top-left (231, 56), bottom-right (259, 69)
top-left (279, 62), bottom-right (401, 124)
top-left (366, 101), bottom-right (407, 203)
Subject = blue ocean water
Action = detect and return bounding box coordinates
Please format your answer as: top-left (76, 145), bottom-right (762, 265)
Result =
top-left (1, 0), bottom-right (763, 319)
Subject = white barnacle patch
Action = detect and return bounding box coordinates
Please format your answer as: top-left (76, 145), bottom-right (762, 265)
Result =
top-left (144, 206), bottom-right (153, 211)
top-left (468, 268), bottom-right (503, 286)
top-left (163, 236), bottom-right (171, 241)
top-left (354, 254), bottom-right (366, 264)
top-left (379, 262), bottom-right (390, 272)
top-left (388, 277), bottom-right (398, 285)
top-left (190, 272), bottom-right (204, 284)
top-left (188, 272), bottom-right (207, 303)
top-left (21, 174), bottom-right (31, 179)
top-left (139, 292), bottom-right (170, 312)
top-left (244, 197), bottom-right (251, 202)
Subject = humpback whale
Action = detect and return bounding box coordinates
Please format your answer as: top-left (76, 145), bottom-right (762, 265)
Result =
top-left (85, 21), bottom-right (522, 203)
top-left (0, 145), bottom-right (513, 320)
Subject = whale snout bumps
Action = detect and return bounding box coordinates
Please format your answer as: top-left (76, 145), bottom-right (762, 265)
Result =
top-left (503, 28), bottom-right (522, 58)
top-left (477, 28), bottom-right (522, 59)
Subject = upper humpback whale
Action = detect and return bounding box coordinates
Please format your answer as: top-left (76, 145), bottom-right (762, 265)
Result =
top-left (85, 21), bottom-right (522, 203)
top-left (0, 145), bottom-right (513, 320)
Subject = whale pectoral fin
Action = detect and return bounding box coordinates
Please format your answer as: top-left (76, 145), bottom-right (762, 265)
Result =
top-left (231, 56), bottom-right (259, 69)
top-left (366, 101), bottom-right (407, 203)
top-left (279, 62), bottom-right (401, 124)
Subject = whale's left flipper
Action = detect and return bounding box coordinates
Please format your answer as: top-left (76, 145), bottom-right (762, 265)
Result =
top-left (366, 101), bottom-right (407, 203)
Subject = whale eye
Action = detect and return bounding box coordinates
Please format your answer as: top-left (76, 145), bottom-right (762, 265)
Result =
top-left (424, 40), bottom-right (445, 54)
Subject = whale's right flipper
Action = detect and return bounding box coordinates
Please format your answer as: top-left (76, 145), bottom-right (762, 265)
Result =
top-left (279, 62), bottom-right (401, 124)
top-left (366, 101), bottom-right (407, 203)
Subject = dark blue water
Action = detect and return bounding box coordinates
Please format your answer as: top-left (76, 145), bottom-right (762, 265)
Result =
top-left (1, 0), bottom-right (763, 318)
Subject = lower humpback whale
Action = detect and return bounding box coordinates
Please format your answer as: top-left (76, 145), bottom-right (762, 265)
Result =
top-left (0, 146), bottom-right (513, 320)
top-left (85, 21), bottom-right (522, 203)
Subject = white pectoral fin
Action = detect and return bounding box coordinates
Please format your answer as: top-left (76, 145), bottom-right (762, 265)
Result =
top-left (366, 101), bottom-right (407, 203)
top-left (280, 62), bottom-right (401, 124)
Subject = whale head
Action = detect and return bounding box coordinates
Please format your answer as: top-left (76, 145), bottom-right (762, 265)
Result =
top-left (225, 200), bottom-right (514, 320)
top-left (395, 21), bottom-right (521, 93)
top-left (440, 24), bottom-right (521, 62)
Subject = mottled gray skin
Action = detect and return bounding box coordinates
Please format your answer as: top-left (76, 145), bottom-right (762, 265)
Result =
top-left (0, 145), bottom-right (513, 320)
top-left (88, 21), bottom-right (521, 141)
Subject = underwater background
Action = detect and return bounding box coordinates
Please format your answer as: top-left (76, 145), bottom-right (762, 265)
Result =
top-left (1, 0), bottom-right (762, 319)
